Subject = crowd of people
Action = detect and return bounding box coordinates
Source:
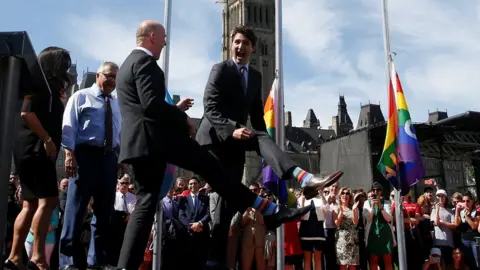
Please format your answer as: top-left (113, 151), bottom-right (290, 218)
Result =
top-left (5, 172), bottom-right (479, 270)
top-left (2, 17), bottom-right (479, 270)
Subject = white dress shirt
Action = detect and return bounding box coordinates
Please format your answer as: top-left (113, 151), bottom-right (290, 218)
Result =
top-left (114, 191), bottom-right (136, 214)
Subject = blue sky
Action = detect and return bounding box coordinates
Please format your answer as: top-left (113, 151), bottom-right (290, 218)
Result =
top-left (2, 0), bottom-right (479, 127)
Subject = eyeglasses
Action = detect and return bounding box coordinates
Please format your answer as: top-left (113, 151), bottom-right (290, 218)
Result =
top-left (100, 72), bottom-right (116, 80)
top-left (119, 182), bottom-right (129, 185)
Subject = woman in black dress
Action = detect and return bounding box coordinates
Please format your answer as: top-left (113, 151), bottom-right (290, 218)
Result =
top-left (5, 47), bottom-right (71, 270)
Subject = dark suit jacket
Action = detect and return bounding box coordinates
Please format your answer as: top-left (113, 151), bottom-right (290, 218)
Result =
top-left (196, 58), bottom-right (266, 147)
top-left (116, 49), bottom-right (188, 163)
top-left (178, 193), bottom-right (211, 234)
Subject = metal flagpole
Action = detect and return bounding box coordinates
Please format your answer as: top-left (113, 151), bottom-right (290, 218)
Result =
top-left (274, 0), bottom-right (285, 269)
top-left (380, 0), bottom-right (407, 269)
top-left (153, 1), bottom-right (172, 269)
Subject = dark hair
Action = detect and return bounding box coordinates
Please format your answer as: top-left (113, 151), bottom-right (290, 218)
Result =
top-left (230, 25), bottom-right (257, 47)
top-left (189, 177), bottom-right (199, 184)
top-left (38, 46), bottom-right (72, 89)
top-left (371, 182), bottom-right (383, 191)
top-left (424, 186), bottom-right (434, 193)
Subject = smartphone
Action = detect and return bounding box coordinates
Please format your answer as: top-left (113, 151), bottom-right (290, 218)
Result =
top-left (432, 257), bottom-right (440, 264)
top-left (371, 194), bottom-right (377, 199)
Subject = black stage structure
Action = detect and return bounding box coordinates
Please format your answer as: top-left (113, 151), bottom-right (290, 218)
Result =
top-left (317, 111), bottom-right (480, 197)
top-left (0, 31), bottom-right (51, 267)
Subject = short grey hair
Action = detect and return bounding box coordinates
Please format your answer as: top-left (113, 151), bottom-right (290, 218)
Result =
top-left (97, 61), bottom-right (118, 74)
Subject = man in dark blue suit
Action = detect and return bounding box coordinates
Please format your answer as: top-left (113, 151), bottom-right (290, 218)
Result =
top-left (178, 177), bottom-right (211, 269)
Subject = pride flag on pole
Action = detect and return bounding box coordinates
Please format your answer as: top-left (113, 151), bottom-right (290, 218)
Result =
top-left (159, 88), bottom-right (177, 197)
top-left (262, 78), bottom-right (296, 207)
top-left (377, 62), bottom-right (424, 195)
top-left (392, 63), bottom-right (424, 192)
top-left (376, 76), bottom-right (399, 188)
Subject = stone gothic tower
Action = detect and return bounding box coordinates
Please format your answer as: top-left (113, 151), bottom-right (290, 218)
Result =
top-left (221, 0), bottom-right (276, 101)
top-left (221, 0), bottom-right (276, 184)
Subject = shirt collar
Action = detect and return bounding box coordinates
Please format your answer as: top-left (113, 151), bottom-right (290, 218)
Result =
top-left (91, 83), bottom-right (115, 99)
top-left (231, 58), bottom-right (249, 71)
top-left (91, 83), bottom-right (103, 97)
top-left (135, 46), bottom-right (153, 57)
top-left (190, 191), bottom-right (199, 197)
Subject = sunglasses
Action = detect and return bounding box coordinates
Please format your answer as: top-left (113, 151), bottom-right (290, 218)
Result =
top-left (323, 191), bottom-right (330, 194)
top-left (341, 192), bottom-right (350, 195)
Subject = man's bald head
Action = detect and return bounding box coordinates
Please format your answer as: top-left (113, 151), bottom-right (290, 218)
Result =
top-left (136, 20), bottom-right (166, 60)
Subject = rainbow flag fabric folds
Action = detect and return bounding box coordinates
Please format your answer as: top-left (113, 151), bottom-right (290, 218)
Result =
top-left (392, 63), bottom-right (424, 192)
top-left (262, 79), bottom-right (296, 207)
top-left (159, 88), bottom-right (177, 198)
top-left (377, 63), bottom-right (424, 195)
top-left (376, 79), bottom-right (399, 187)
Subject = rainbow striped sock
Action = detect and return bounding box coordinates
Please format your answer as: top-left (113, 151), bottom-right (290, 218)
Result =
top-left (292, 167), bottom-right (314, 187)
top-left (252, 196), bottom-right (278, 215)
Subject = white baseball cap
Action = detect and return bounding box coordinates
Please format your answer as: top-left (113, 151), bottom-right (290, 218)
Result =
top-left (430, 247), bottom-right (441, 256)
top-left (436, 189), bottom-right (447, 197)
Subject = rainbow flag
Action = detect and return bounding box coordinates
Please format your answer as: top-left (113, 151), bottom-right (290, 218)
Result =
top-left (262, 79), bottom-right (296, 207)
top-left (159, 88), bottom-right (177, 198)
top-left (376, 77), bottom-right (399, 188)
top-left (392, 63), bottom-right (424, 193)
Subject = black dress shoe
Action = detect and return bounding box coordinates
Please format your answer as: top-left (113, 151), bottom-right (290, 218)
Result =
top-left (4, 260), bottom-right (20, 270)
top-left (263, 204), bottom-right (312, 230)
top-left (303, 170), bottom-right (344, 200)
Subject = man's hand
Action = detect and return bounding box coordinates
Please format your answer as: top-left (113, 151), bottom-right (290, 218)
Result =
top-left (232, 127), bottom-right (253, 140)
top-left (64, 148), bottom-right (77, 177)
top-left (187, 117), bottom-right (196, 137)
top-left (177, 98), bottom-right (194, 111)
top-left (190, 222), bottom-right (203, 232)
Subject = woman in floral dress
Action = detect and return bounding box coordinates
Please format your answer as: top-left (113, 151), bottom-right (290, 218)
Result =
top-left (334, 187), bottom-right (360, 269)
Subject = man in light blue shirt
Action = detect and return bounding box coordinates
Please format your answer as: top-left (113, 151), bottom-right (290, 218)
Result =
top-left (59, 61), bottom-right (122, 270)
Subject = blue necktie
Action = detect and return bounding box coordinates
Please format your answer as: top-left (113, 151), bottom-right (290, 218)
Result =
top-left (193, 195), bottom-right (198, 211)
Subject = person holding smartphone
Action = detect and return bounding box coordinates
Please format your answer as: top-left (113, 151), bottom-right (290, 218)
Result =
top-left (362, 182), bottom-right (394, 270)
top-left (422, 247), bottom-right (445, 270)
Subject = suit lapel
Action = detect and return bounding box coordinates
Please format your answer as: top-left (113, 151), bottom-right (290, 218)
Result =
top-left (227, 59), bottom-right (248, 99)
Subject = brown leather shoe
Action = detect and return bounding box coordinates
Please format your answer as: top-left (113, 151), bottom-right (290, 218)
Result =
top-left (302, 170), bottom-right (343, 200)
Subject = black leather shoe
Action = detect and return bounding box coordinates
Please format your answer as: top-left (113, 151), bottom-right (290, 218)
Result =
top-left (303, 170), bottom-right (343, 200)
top-left (4, 260), bottom-right (20, 270)
top-left (263, 204), bottom-right (312, 230)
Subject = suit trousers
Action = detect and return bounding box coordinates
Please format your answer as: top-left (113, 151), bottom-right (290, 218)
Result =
top-left (117, 135), bottom-right (259, 270)
top-left (208, 130), bottom-right (297, 265)
top-left (59, 145), bottom-right (118, 269)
